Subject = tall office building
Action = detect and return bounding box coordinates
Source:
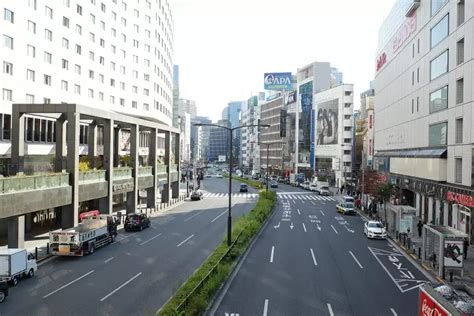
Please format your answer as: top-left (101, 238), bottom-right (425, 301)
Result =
top-left (208, 120), bottom-right (230, 162)
top-left (374, 0), bottom-right (474, 239)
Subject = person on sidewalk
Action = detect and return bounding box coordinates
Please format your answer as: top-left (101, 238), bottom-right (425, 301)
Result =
top-left (417, 220), bottom-right (423, 238)
top-left (464, 239), bottom-right (469, 260)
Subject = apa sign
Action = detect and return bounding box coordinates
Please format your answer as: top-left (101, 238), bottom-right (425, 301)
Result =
top-left (419, 288), bottom-right (451, 316)
top-left (264, 72), bottom-right (292, 90)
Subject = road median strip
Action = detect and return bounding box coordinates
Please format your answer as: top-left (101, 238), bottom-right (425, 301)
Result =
top-left (158, 190), bottom-right (276, 316)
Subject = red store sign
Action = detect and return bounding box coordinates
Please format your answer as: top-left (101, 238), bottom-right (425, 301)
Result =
top-left (419, 289), bottom-right (451, 316)
top-left (446, 191), bottom-right (474, 208)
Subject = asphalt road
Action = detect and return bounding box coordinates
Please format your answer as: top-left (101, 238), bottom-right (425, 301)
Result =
top-left (1, 177), bottom-right (258, 316)
top-left (211, 183), bottom-right (432, 316)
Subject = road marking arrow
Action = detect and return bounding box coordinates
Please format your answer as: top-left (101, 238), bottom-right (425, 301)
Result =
top-left (274, 221), bottom-right (280, 229)
top-left (290, 222), bottom-right (294, 230)
top-left (317, 224), bottom-right (321, 231)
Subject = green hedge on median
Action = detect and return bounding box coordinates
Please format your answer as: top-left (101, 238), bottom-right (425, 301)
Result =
top-left (223, 173), bottom-right (264, 190)
top-left (159, 190), bottom-right (276, 316)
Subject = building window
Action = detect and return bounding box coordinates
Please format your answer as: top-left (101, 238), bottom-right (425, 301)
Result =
top-left (101, 3), bottom-right (106, 12)
top-left (61, 80), bottom-right (68, 91)
top-left (456, 78), bottom-right (464, 104)
top-left (76, 24), bottom-right (82, 35)
top-left (90, 14), bottom-right (95, 24)
top-left (89, 51), bottom-right (95, 61)
top-left (4, 35), bottom-right (13, 49)
top-left (45, 29), bottom-right (52, 41)
top-left (98, 92), bottom-right (104, 101)
top-left (62, 38), bottom-right (69, 49)
top-left (416, 97), bottom-right (419, 112)
top-left (120, 98), bottom-right (125, 106)
top-left (430, 50), bottom-right (448, 80)
top-left (3, 61), bottom-right (13, 75)
top-left (2, 89), bottom-right (12, 101)
top-left (100, 21), bottom-right (105, 30)
top-left (411, 99), bottom-right (414, 113)
top-left (120, 82), bottom-right (125, 90)
top-left (3, 114), bottom-right (11, 140)
top-left (455, 157), bottom-right (462, 183)
top-left (431, 14), bottom-right (449, 48)
top-left (45, 6), bottom-right (53, 19)
top-left (89, 70), bottom-right (94, 79)
top-left (110, 79), bottom-right (115, 87)
top-left (62, 17), bottom-right (69, 28)
top-left (100, 38), bottom-right (105, 47)
top-left (76, 4), bottom-right (82, 15)
top-left (99, 74), bottom-right (104, 83)
top-left (132, 86), bottom-right (137, 93)
top-left (428, 122), bottom-right (447, 146)
top-left (109, 96), bottom-right (115, 104)
top-left (44, 98), bottom-right (51, 104)
top-left (88, 89), bottom-right (94, 98)
top-left (26, 69), bottom-right (35, 81)
top-left (132, 101), bottom-right (137, 109)
top-left (432, 0), bottom-right (448, 16)
top-left (28, 0), bottom-right (37, 10)
top-left (44, 74), bottom-right (51, 86)
top-left (457, 0), bottom-right (465, 26)
top-left (75, 64), bottom-right (81, 74)
top-left (111, 28), bottom-right (116, 37)
top-left (62, 0), bottom-right (70, 7)
top-left (99, 56), bottom-right (104, 65)
top-left (75, 44), bottom-right (81, 55)
top-left (455, 118), bottom-right (463, 144)
top-left (457, 38), bottom-right (464, 65)
top-left (89, 32), bottom-right (95, 42)
top-left (74, 84), bottom-right (81, 95)
top-left (44, 51), bottom-right (52, 64)
top-left (62, 59), bottom-right (69, 69)
top-left (143, 103), bottom-right (149, 111)
top-left (417, 67), bottom-right (420, 83)
top-left (412, 71), bottom-right (414, 85)
top-left (27, 44), bottom-right (36, 57)
top-left (28, 20), bottom-right (36, 33)
top-left (4, 9), bottom-right (14, 23)
top-left (26, 94), bottom-right (35, 103)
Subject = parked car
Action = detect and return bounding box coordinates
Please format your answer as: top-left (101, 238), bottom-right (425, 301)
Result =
top-left (216, 174), bottom-right (223, 178)
top-left (270, 181), bottom-right (278, 188)
top-left (124, 213), bottom-right (150, 231)
top-left (364, 221), bottom-right (387, 239)
top-left (309, 183), bottom-right (318, 191)
top-left (316, 185), bottom-right (331, 196)
top-left (190, 190), bottom-right (204, 201)
top-left (239, 184), bottom-right (248, 192)
top-left (301, 181), bottom-right (311, 190)
top-left (0, 281), bottom-right (8, 303)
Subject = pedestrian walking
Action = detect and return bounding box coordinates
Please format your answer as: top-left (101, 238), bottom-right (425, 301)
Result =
top-left (464, 239), bottom-right (469, 260)
top-left (417, 220), bottom-right (423, 238)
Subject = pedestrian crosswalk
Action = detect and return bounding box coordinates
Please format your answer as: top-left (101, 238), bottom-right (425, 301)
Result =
top-left (276, 193), bottom-right (336, 201)
top-left (201, 192), bottom-right (258, 199)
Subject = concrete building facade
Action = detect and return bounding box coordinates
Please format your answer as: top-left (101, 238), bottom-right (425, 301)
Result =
top-left (374, 0), bottom-right (474, 240)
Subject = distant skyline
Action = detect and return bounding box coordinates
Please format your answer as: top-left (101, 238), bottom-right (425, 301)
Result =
top-left (171, 0), bottom-right (395, 121)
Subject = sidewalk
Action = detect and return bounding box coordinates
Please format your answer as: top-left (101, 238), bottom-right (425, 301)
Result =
top-left (0, 193), bottom-right (187, 263)
top-left (356, 203), bottom-right (474, 304)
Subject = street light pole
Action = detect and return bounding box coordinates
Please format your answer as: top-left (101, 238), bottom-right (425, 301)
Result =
top-left (266, 144), bottom-right (269, 192)
top-left (194, 123), bottom-right (269, 246)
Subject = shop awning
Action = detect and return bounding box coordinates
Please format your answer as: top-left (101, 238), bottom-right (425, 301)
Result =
top-left (375, 147), bottom-right (447, 158)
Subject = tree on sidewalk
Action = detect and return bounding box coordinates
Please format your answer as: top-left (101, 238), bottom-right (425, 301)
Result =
top-left (376, 182), bottom-right (394, 228)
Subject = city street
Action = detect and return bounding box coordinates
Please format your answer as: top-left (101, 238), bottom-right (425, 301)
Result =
top-left (211, 184), bottom-right (434, 316)
top-left (1, 178), bottom-right (258, 316)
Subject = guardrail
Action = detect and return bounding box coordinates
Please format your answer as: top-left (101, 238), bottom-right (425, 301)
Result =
top-left (176, 231), bottom-right (243, 312)
top-left (113, 167), bottom-right (133, 179)
top-left (78, 170), bottom-right (106, 183)
top-left (138, 166), bottom-right (153, 176)
top-left (0, 173), bottom-right (69, 194)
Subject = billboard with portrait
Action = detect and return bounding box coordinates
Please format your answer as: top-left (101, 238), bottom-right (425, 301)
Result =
top-left (316, 99), bottom-right (339, 145)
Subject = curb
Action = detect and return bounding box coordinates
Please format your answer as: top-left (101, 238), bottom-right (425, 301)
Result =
top-left (355, 208), bottom-right (441, 285)
top-left (205, 195), bottom-right (278, 316)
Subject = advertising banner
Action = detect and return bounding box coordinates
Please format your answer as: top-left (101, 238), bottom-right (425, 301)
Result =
top-left (316, 99), bottom-right (339, 145)
top-left (419, 288), bottom-right (451, 316)
top-left (264, 72), bottom-right (292, 90)
top-left (444, 240), bottom-right (464, 268)
top-left (218, 155), bottom-right (226, 162)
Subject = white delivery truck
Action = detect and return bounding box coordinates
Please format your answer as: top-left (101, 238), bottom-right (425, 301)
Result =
top-left (0, 248), bottom-right (37, 286)
top-left (49, 211), bottom-right (118, 256)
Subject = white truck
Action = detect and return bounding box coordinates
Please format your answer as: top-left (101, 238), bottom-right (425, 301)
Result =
top-left (0, 248), bottom-right (37, 286)
top-left (315, 181), bottom-right (331, 196)
top-left (49, 211), bottom-right (118, 256)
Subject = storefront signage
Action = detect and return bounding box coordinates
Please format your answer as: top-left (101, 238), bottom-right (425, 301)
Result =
top-left (393, 13), bottom-right (417, 54)
top-left (446, 191), bottom-right (474, 208)
top-left (264, 72), bottom-right (293, 91)
top-left (113, 182), bottom-right (134, 192)
top-left (419, 288), bottom-right (451, 316)
top-left (376, 53), bottom-right (387, 72)
top-left (369, 114), bottom-right (373, 129)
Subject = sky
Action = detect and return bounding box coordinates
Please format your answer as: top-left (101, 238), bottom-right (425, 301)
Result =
top-left (170, 0), bottom-right (396, 122)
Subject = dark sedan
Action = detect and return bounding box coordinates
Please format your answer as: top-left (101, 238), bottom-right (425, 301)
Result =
top-left (124, 213), bottom-right (150, 231)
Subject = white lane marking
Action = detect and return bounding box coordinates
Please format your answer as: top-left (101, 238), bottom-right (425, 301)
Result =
top-left (43, 270), bottom-right (95, 298)
top-left (184, 211), bottom-right (203, 222)
top-left (99, 272), bottom-right (142, 302)
top-left (321, 201), bottom-right (326, 205)
top-left (104, 257), bottom-right (114, 264)
top-left (390, 308), bottom-right (398, 316)
top-left (302, 223), bottom-right (307, 233)
top-left (310, 248), bottom-right (318, 266)
top-left (320, 210), bottom-right (325, 216)
top-left (115, 232), bottom-right (137, 242)
top-left (270, 246), bottom-right (275, 263)
top-left (263, 299), bottom-right (269, 316)
top-left (349, 251), bottom-right (364, 269)
top-left (311, 201), bottom-right (316, 206)
top-left (177, 234), bottom-right (194, 247)
top-left (210, 210), bottom-right (227, 223)
top-left (327, 303), bottom-right (334, 316)
top-left (139, 233), bottom-right (162, 246)
top-left (297, 209), bottom-right (301, 215)
top-left (301, 200), bottom-right (305, 204)
top-left (331, 225), bottom-right (338, 234)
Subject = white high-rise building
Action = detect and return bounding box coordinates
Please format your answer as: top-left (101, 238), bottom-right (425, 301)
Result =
top-left (374, 0), bottom-right (474, 239)
top-left (1, 0), bottom-right (174, 157)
